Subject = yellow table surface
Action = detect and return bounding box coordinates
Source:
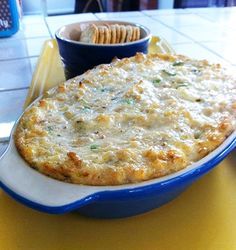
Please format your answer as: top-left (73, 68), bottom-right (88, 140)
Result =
top-left (1, 39), bottom-right (235, 250)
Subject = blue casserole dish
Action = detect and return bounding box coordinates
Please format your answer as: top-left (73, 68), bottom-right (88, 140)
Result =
top-left (0, 117), bottom-right (235, 218)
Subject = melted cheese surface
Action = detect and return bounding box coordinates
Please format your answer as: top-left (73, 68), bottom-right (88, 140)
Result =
top-left (15, 53), bottom-right (236, 185)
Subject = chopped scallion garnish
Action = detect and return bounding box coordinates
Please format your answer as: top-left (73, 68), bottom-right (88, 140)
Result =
top-left (173, 61), bottom-right (184, 66)
top-left (100, 86), bottom-right (113, 92)
top-left (123, 98), bottom-right (135, 105)
top-left (83, 106), bottom-right (91, 111)
top-left (153, 79), bottom-right (161, 85)
top-left (47, 126), bottom-right (53, 131)
top-left (162, 69), bottom-right (176, 76)
top-left (176, 82), bottom-right (189, 88)
top-left (191, 68), bottom-right (201, 74)
top-left (194, 131), bottom-right (202, 139)
top-left (90, 144), bottom-right (99, 150)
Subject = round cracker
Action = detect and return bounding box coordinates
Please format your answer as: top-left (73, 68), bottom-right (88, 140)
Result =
top-left (93, 24), bottom-right (99, 43)
top-left (105, 24), bottom-right (111, 44)
top-left (98, 26), bottom-right (105, 44)
top-left (125, 25), bottom-right (133, 43)
top-left (120, 25), bottom-right (127, 43)
top-left (80, 24), bottom-right (97, 44)
top-left (115, 24), bottom-right (121, 43)
top-left (79, 25), bottom-right (90, 43)
top-left (135, 27), bottom-right (140, 41)
top-left (110, 25), bottom-right (117, 44)
top-left (103, 26), bottom-right (110, 44)
top-left (131, 26), bottom-right (136, 41)
top-left (90, 24), bottom-right (98, 44)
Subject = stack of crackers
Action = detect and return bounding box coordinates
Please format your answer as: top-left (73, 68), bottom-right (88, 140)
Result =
top-left (80, 24), bottom-right (141, 44)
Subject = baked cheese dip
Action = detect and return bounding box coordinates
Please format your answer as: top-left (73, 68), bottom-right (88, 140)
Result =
top-left (15, 53), bottom-right (236, 185)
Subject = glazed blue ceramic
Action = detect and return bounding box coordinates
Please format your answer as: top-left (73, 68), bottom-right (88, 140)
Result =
top-left (55, 21), bottom-right (151, 79)
top-left (0, 122), bottom-right (235, 218)
top-left (0, 0), bottom-right (20, 38)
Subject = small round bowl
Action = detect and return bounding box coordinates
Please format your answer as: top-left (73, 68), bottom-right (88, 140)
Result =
top-left (55, 20), bottom-right (151, 79)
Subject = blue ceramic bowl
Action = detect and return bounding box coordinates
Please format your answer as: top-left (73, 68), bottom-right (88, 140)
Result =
top-left (0, 113), bottom-right (235, 218)
top-left (55, 20), bottom-right (151, 79)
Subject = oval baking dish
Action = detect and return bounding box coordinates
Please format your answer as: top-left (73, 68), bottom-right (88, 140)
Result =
top-left (0, 115), bottom-right (235, 218)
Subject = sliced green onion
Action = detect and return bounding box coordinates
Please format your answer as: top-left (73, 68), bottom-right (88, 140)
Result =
top-left (90, 144), bottom-right (99, 150)
top-left (80, 99), bottom-right (89, 105)
top-left (47, 126), bottom-right (53, 132)
top-left (176, 82), bottom-right (189, 88)
top-left (173, 61), bottom-right (184, 66)
top-left (194, 131), bottom-right (202, 139)
top-left (123, 98), bottom-right (135, 105)
top-left (100, 86), bottom-right (113, 92)
top-left (162, 69), bottom-right (176, 76)
top-left (191, 68), bottom-right (201, 74)
top-left (153, 79), bottom-right (161, 85)
top-left (83, 106), bottom-right (91, 111)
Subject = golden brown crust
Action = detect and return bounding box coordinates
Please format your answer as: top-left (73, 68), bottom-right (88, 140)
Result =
top-left (15, 53), bottom-right (236, 185)
top-left (196, 119), bottom-right (233, 158)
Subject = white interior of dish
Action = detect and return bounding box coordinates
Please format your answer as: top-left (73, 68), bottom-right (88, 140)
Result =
top-left (56, 20), bottom-right (151, 46)
top-left (0, 126), bottom-right (235, 207)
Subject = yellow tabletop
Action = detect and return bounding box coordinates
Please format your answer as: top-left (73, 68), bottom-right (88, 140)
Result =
top-left (1, 38), bottom-right (235, 250)
top-left (0, 151), bottom-right (235, 250)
